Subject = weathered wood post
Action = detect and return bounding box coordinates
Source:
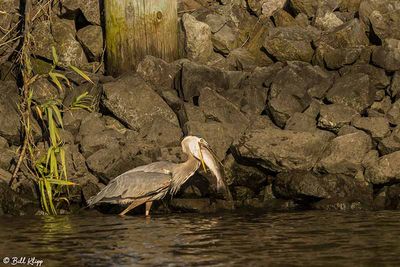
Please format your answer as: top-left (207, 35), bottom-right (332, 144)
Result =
top-left (104, 0), bottom-right (179, 76)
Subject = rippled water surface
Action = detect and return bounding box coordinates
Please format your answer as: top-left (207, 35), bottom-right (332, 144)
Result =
top-left (1, 210), bottom-right (400, 266)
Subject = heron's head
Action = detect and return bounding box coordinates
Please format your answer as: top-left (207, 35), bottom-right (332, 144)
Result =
top-left (181, 136), bottom-right (226, 192)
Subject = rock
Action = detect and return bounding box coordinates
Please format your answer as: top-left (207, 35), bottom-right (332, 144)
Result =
top-left (273, 171), bottom-right (330, 201)
top-left (223, 154), bottom-right (267, 190)
top-left (233, 186), bottom-right (255, 201)
top-left (315, 132), bottom-right (373, 175)
top-left (180, 61), bottom-right (229, 102)
top-left (0, 146), bottom-right (14, 172)
top-left (233, 127), bottom-right (333, 172)
top-left (241, 63), bottom-right (284, 89)
top-left (378, 135), bottom-right (400, 155)
top-left (212, 25), bottom-right (238, 55)
top-left (272, 10), bottom-right (298, 27)
top-left (337, 125), bottom-right (361, 136)
top-left (273, 171), bottom-right (372, 208)
top-left (289, 0), bottom-right (319, 18)
top-left (51, 18), bottom-right (88, 68)
top-left (264, 26), bottom-right (314, 62)
top-left (86, 145), bottom-right (140, 183)
top-left (339, 0), bottom-right (362, 12)
top-left (372, 39), bottom-right (400, 72)
top-left (262, 0), bottom-right (287, 17)
top-left (63, 144), bottom-right (90, 180)
top-left (61, 0), bottom-right (101, 25)
top-left (226, 48), bottom-right (258, 71)
top-left (268, 62), bottom-right (334, 127)
top-left (284, 113), bottom-right (317, 132)
top-left (0, 180), bottom-right (37, 216)
top-left (386, 99), bottom-right (400, 125)
top-left (339, 64), bottom-right (390, 90)
top-left (102, 74), bottom-right (179, 131)
top-left (199, 87), bottom-right (249, 133)
top-left (365, 151), bottom-right (400, 184)
top-left (169, 198), bottom-right (233, 213)
top-left (359, 0), bottom-right (400, 41)
top-left (314, 11), bottom-right (344, 31)
top-left (182, 14), bottom-right (213, 63)
top-left (318, 104), bottom-right (360, 132)
top-left (77, 25), bottom-right (103, 61)
top-left (314, 19), bottom-right (369, 69)
top-left (352, 117), bottom-right (391, 140)
top-left (204, 14), bottom-right (227, 34)
top-left (325, 73), bottom-right (373, 112)
top-left (185, 121), bottom-right (233, 161)
top-left (369, 96), bottom-right (392, 116)
top-left (137, 56), bottom-right (181, 93)
top-left (63, 109), bottom-right (91, 135)
top-left (140, 117), bottom-right (183, 147)
top-left (31, 21), bottom-right (54, 59)
top-left (31, 78), bottom-right (63, 103)
top-left (247, 0), bottom-right (287, 17)
top-left (0, 81), bottom-right (20, 143)
top-left (390, 72), bottom-right (400, 99)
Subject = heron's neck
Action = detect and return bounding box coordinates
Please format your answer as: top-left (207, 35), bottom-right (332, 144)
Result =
top-left (170, 154), bottom-right (200, 195)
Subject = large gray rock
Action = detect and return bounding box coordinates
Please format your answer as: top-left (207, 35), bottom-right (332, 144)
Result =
top-left (102, 74), bottom-right (179, 131)
top-left (140, 117), bottom-right (182, 147)
top-left (318, 104), bottom-right (360, 132)
top-left (182, 14), bottom-right (213, 63)
top-left (51, 18), bottom-right (88, 68)
top-left (365, 151), bottom-right (400, 184)
top-left (314, 19), bottom-right (369, 69)
top-left (268, 61), bottom-right (334, 127)
top-left (180, 61), bottom-right (229, 102)
top-left (185, 121), bottom-right (233, 161)
top-left (372, 39), bottom-right (400, 72)
top-left (315, 132), bottom-right (373, 175)
top-left (314, 11), bottom-right (344, 31)
top-left (199, 87), bottom-right (249, 133)
top-left (61, 0), bottom-right (101, 25)
top-left (326, 73), bottom-right (373, 112)
top-left (0, 81), bottom-right (20, 143)
top-left (390, 72), bottom-right (400, 99)
top-left (233, 127), bottom-right (333, 172)
top-left (359, 0), bottom-right (400, 41)
top-left (273, 171), bottom-right (372, 208)
top-left (339, 64), bottom-right (390, 90)
top-left (247, 0), bottom-right (287, 17)
top-left (31, 21), bottom-right (54, 59)
top-left (284, 112), bottom-right (317, 132)
top-left (212, 25), bottom-right (239, 55)
top-left (77, 25), bottom-right (103, 61)
top-left (137, 56), bottom-right (181, 93)
top-left (352, 117), bottom-right (391, 140)
top-left (264, 26), bottom-right (314, 62)
top-left (223, 154), bottom-right (267, 191)
top-left (386, 99), bottom-right (400, 125)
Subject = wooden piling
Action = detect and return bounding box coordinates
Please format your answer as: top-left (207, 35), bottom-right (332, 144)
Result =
top-left (104, 0), bottom-right (179, 76)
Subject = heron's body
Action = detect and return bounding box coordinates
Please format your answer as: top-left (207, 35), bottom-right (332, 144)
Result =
top-left (87, 136), bottom-right (223, 216)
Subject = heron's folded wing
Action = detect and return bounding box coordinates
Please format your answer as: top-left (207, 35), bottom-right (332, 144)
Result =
top-left (87, 171), bottom-right (171, 205)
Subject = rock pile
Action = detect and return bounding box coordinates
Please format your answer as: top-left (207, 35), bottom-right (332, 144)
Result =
top-left (1, 0), bottom-right (400, 214)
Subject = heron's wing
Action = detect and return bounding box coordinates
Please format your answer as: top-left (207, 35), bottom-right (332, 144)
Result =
top-left (87, 170), bottom-right (171, 206)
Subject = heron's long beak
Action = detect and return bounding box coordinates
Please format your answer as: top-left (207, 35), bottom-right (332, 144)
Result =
top-left (198, 143), bottom-right (208, 173)
top-left (198, 140), bottom-right (225, 192)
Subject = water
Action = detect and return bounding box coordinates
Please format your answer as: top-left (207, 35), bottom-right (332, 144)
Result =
top-left (1, 210), bottom-right (400, 266)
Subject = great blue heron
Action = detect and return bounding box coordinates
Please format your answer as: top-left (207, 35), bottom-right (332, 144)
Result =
top-left (87, 136), bottom-right (226, 216)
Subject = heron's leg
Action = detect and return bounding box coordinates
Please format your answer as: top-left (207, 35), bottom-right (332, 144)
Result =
top-left (119, 199), bottom-right (147, 216)
top-left (145, 201), bottom-right (153, 217)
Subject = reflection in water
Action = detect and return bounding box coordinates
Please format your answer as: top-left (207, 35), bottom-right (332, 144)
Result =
top-left (1, 211), bottom-right (400, 266)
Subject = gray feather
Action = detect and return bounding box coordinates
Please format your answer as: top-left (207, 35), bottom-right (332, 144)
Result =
top-left (87, 165), bottom-right (173, 206)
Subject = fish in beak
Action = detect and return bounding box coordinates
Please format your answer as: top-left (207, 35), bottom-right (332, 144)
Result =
top-left (198, 139), bottom-right (226, 192)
